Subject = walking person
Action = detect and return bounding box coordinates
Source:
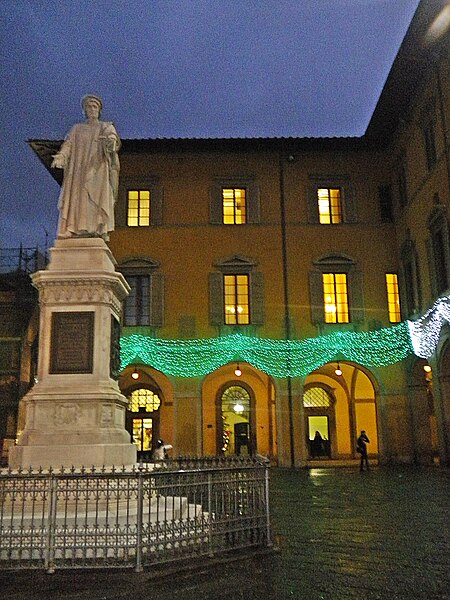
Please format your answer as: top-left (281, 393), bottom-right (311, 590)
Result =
top-left (357, 430), bottom-right (370, 471)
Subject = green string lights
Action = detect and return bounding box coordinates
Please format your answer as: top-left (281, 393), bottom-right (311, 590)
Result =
top-left (120, 321), bottom-right (414, 378)
top-left (120, 294), bottom-right (450, 378)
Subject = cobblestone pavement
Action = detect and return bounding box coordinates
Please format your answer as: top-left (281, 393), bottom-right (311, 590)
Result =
top-left (1, 466), bottom-right (449, 599)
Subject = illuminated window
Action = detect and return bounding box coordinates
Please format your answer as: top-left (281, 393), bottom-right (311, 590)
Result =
top-left (124, 275), bottom-right (150, 326)
top-left (386, 274), bottom-right (401, 323)
top-left (323, 273), bottom-right (349, 323)
top-left (127, 190), bottom-right (150, 226)
top-left (128, 388), bottom-right (161, 412)
top-left (222, 188), bottom-right (246, 224)
top-left (224, 274), bottom-right (249, 325)
top-left (303, 387), bottom-right (332, 408)
top-left (317, 188), bottom-right (342, 224)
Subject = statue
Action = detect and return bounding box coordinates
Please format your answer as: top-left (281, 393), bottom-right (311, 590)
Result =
top-left (51, 95), bottom-right (121, 240)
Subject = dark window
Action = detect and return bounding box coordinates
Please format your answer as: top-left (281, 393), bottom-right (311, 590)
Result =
top-left (424, 121), bottom-right (437, 171)
top-left (378, 185), bottom-right (393, 223)
top-left (398, 164), bottom-right (408, 208)
top-left (124, 275), bottom-right (150, 326)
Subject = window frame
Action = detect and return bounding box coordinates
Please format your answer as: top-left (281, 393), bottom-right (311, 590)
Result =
top-left (209, 178), bottom-right (260, 225)
top-left (385, 273), bottom-right (401, 323)
top-left (309, 254), bottom-right (364, 326)
top-left (116, 176), bottom-right (163, 228)
top-left (307, 176), bottom-right (357, 224)
top-left (118, 258), bottom-right (164, 328)
top-left (209, 255), bottom-right (264, 329)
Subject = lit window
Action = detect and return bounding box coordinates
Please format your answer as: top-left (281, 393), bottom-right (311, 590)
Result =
top-left (224, 274), bottom-right (249, 324)
top-left (386, 274), bottom-right (401, 323)
top-left (303, 387), bottom-right (332, 408)
top-left (317, 188), bottom-right (342, 224)
top-left (124, 275), bottom-right (150, 326)
top-left (128, 388), bottom-right (161, 412)
top-left (323, 273), bottom-right (349, 323)
top-left (222, 188), bottom-right (247, 224)
top-left (127, 190), bottom-right (150, 226)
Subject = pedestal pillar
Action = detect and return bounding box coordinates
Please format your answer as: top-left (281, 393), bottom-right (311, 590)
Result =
top-left (9, 238), bottom-right (137, 468)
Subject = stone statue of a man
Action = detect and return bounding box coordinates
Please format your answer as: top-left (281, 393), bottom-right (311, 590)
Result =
top-left (51, 95), bottom-right (121, 240)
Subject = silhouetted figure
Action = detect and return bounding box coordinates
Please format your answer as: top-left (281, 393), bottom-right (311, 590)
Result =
top-left (357, 430), bottom-right (370, 471)
top-left (312, 431), bottom-right (324, 458)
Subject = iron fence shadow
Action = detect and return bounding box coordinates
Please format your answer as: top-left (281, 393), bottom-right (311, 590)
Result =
top-left (0, 456), bottom-right (271, 572)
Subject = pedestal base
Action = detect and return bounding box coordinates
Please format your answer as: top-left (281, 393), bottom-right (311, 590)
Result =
top-left (9, 238), bottom-right (136, 469)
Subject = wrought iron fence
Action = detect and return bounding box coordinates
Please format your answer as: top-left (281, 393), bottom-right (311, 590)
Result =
top-left (0, 456), bottom-right (271, 572)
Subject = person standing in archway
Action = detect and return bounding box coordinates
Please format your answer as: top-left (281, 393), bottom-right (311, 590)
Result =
top-left (357, 430), bottom-right (370, 471)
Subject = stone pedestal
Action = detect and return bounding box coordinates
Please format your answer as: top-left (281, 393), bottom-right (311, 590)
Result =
top-left (9, 238), bottom-right (137, 469)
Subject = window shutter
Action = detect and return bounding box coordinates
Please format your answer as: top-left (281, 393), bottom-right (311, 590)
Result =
top-left (209, 272), bottom-right (224, 325)
top-left (309, 271), bottom-right (324, 323)
top-left (115, 182), bottom-right (127, 227)
top-left (250, 271), bottom-right (264, 324)
top-left (246, 183), bottom-right (261, 224)
top-left (150, 272), bottom-right (164, 327)
top-left (209, 184), bottom-right (223, 224)
top-left (343, 185), bottom-right (357, 223)
top-left (307, 186), bottom-right (320, 224)
top-left (349, 270), bottom-right (364, 323)
top-left (151, 186), bottom-right (163, 226)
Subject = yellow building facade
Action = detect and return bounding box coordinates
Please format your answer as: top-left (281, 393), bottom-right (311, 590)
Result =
top-left (30, 0), bottom-right (449, 467)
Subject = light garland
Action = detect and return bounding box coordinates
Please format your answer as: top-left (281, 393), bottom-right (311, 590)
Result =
top-left (120, 294), bottom-right (450, 378)
top-left (407, 294), bottom-right (450, 358)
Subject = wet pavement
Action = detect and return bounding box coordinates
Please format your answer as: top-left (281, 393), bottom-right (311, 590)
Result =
top-left (1, 465), bottom-right (449, 599)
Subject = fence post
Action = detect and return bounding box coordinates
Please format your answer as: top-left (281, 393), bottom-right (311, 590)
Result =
top-left (45, 475), bottom-right (58, 573)
top-left (264, 463), bottom-right (272, 547)
top-left (207, 472), bottom-right (214, 557)
top-left (135, 467), bottom-right (144, 572)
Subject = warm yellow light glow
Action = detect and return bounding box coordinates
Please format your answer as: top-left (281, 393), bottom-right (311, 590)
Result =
top-left (323, 273), bottom-right (348, 323)
top-left (318, 188), bottom-right (342, 224)
top-left (234, 403), bottom-right (244, 413)
top-left (386, 274), bottom-right (401, 323)
top-left (222, 188), bottom-right (246, 224)
top-left (131, 368), bottom-right (140, 380)
top-left (234, 364), bottom-right (242, 377)
top-left (423, 364), bottom-right (432, 373)
top-left (127, 190), bottom-right (150, 226)
top-left (335, 363), bottom-right (342, 376)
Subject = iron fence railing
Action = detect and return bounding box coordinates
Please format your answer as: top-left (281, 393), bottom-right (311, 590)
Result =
top-left (0, 457), bottom-right (271, 572)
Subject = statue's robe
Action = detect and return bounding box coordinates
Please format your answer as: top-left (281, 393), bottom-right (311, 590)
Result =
top-left (56, 120), bottom-right (120, 238)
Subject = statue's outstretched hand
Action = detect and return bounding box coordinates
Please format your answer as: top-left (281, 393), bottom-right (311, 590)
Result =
top-left (51, 154), bottom-right (65, 169)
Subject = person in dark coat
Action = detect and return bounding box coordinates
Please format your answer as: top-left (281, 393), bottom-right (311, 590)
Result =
top-left (357, 430), bottom-right (370, 471)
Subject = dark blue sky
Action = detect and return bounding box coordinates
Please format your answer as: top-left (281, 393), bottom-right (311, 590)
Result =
top-left (0, 0), bottom-right (420, 250)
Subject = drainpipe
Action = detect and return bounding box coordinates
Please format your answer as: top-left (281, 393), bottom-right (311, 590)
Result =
top-left (279, 151), bottom-right (295, 467)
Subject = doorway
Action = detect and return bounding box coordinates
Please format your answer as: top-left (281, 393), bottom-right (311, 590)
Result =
top-left (308, 415), bottom-right (331, 458)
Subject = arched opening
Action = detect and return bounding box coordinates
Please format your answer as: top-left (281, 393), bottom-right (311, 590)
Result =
top-left (125, 387), bottom-right (162, 460)
top-left (409, 358), bottom-right (438, 464)
top-left (304, 362), bottom-right (378, 461)
top-left (216, 383), bottom-right (255, 456)
top-left (303, 385), bottom-right (336, 458)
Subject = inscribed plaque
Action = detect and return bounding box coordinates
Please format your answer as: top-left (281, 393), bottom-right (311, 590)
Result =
top-left (50, 312), bottom-right (94, 374)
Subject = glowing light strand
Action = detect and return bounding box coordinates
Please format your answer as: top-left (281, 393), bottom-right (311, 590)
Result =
top-left (120, 294), bottom-right (450, 378)
top-left (407, 294), bottom-right (450, 357)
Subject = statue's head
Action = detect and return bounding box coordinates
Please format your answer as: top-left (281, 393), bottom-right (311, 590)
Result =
top-left (81, 94), bottom-right (103, 116)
